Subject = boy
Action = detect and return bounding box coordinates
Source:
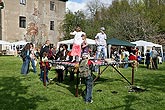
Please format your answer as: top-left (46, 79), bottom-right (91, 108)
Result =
top-left (79, 53), bottom-right (93, 103)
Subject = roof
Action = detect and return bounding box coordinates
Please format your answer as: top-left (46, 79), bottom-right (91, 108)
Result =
top-left (107, 38), bottom-right (135, 47)
top-left (131, 40), bottom-right (162, 47)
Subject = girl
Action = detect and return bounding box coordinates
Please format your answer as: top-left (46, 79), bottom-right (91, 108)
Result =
top-left (21, 43), bottom-right (31, 75)
top-left (70, 26), bottom-right (85, 62)
top-left (81, 34), bottom-right (89, 55)
top-left (40, 52), bottom-right (51, 86)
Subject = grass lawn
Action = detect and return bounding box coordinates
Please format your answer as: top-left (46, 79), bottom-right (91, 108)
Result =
top-left (0, 56), bottom-right (165, 110)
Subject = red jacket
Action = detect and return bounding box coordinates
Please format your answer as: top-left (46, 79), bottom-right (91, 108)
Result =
top-left (129, 55), bottom-right (137, 61)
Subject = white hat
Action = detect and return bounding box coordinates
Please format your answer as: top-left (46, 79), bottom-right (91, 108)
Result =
top-left (100, 27), bottom-right (105, 31)
top-left (82, 53), bottom-right (89, 58)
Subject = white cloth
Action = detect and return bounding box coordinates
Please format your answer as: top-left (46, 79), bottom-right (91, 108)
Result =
top-left (30, 48), bottom-right (35, 59)
top-left (70, 31), bottom-right (85, 45)
top-left (95, 32), bottom-right (107, 46)
top-left (55, 65), bottom-right (65, 70)
top-left (42, 56), bottom-right (48, 62)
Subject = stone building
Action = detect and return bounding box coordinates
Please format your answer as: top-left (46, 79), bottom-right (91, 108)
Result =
top-left (0, 0), bottom-right (67, 46)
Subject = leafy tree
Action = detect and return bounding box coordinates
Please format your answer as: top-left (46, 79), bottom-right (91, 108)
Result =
top-left (62, 10), bottom-right (86, 40)
top-left (61, 0), bottom-right (165, 46)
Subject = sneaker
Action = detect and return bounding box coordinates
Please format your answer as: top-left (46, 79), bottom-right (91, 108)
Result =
top-left (85, 100), bottom-right (93, 104)
top-left (90, 100), bottom-right (93, 103)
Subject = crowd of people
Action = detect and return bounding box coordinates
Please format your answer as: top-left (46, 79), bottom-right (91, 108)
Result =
top-left (20, 26), bottom-right (161, 104)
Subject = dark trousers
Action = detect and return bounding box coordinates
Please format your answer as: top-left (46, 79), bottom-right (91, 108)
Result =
top-left (56, 69), bottom-right (64, 83)
top-left (152, 58), bottom-right (158, 69)
top-left (84, 75), bottom-right (93, 102)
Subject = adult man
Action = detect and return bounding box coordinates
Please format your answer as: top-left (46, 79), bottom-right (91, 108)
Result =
top-left (95, 27), bottom-right (107, 62)
top-left (40, 40), bottom-right (50, 61)
top-left (150, 46), bottom-right (158, 69)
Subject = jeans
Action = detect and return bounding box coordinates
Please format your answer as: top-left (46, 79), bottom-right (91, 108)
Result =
top-left (85, 75), bottom-right (93, 102)
top-left (40, 69), bottom-right (49, 83)
top-left (31, 59), bottom-right (37, 73)
top-left (96, 45), bottom-right (106, 60)
top-left (124, 63), bottom-right (129, 68)
top-left (21, 57), bottom-right (30, 74)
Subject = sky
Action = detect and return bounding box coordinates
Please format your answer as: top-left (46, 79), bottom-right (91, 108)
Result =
top-left (66, 0), bottom-right (112, 12)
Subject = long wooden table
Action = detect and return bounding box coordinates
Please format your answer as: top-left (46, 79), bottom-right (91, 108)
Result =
top-left (49, 60), bottom-right (135, 97)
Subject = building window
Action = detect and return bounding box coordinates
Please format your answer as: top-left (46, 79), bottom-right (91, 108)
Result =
top-left (20, 0), bottom-right (26, 5)
top-left (50, 21), bottom-right (54, 30)
top-left (50, 1), bottom-right (55, 11)
top-left (19, 16), bottom-right (26, 28)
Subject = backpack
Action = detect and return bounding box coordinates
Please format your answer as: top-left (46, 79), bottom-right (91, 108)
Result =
top-left (20, 49), bottom-right (26, 60)
top-left (79, 59), bottom-right (91, 78)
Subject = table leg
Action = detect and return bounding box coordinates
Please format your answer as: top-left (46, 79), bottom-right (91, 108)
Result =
top-left (44, 66), bottom-right (46, 87)
top-left (131, 66), bottom-right (134, 85)
top-left (93, 65), bottom-right (109, 82)
top-left (111, 65), bottom-right (132, 85)
top-left (75, 72), bottom-right (79, 97)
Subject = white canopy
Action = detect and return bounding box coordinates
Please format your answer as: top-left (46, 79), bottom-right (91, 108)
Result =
top-left (131, 40), bottom-right (163, 57)
top-left (0, 40), bottom-right (11, 45)
top-left (11, 40), bottom-right (29, 46)
top-left (57, 38), bottom-right (96, 50)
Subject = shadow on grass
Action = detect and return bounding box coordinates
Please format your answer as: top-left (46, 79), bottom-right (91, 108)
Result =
top-left (135, 73), bottom-right (165, 92)
top-left (0, 77), bottom-right (48, 110)
top-left (100, 94), bottom-right (139, 110)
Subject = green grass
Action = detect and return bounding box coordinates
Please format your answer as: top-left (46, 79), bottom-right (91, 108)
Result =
top-left (0, 56), bottom-right (165, 110)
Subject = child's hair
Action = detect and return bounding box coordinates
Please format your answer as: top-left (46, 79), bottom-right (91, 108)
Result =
top-left (81, 34), bottom-right (86, 40)
top-left (43, 52), bottom-right (48, 57)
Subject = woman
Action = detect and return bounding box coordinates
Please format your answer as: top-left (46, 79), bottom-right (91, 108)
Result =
top-left (30, 43), bottom-right (37, 73)
top-left (21, 43), bottom-right (31, 75)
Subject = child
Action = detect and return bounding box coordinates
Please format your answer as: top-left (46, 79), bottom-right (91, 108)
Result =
top-left (70, 26), bottom-right (85, 62)
top-left (79, 53), bottom-right (93, 103)
top-left (40, 52), bottom-right (51, 86)
top-left (81, 34), bottom-right (89, 55)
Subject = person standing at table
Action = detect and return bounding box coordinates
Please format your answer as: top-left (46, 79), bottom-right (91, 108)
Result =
top-left (70, 26), bottom-right (85, 62)
top-left (79, 53), bottom-right (93, 103)
top-left (95, 27), bottom-right (107, 62)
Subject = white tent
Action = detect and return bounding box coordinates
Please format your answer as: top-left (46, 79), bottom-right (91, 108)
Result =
top-left (57, 38), bottom-right (96, 50)
top-left (11, 40), bottom-right (29, 51)
top-left (131, 40), bottom-right (163, 57)
top-left (11, 40), bottom-right (29, 46)
top-left (0, 40), bottom-right (11, 45)
top-left (0, 40), bottom-right (11, 52)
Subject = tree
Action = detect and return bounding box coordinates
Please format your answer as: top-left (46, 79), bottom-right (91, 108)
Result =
top-left (62, 0), bottom-right (165, 46)
top-left (62, 10), bottom-right (86, 40)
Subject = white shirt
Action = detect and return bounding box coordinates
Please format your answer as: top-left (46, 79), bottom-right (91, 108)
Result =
top-left (95, 32), bottom-right (107, 46)
top-left (70, 31), bottom-right (85, 45)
